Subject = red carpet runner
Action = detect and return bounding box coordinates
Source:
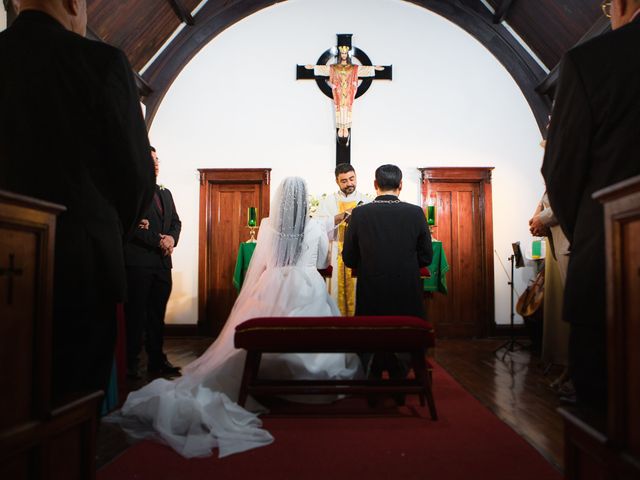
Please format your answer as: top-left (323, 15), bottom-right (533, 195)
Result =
top-left (98, 363), bottom-right (562, 480)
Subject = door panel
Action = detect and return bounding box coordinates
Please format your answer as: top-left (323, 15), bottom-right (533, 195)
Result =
top-left (198, 169), bottom-right (270, 336)
top-left (421, 168), bottom-right (494, 337)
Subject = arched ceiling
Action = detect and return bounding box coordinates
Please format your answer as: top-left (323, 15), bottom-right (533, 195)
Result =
top-left (83, 0), bottom-right (604, 74)
top-left (7, 0), bottom-right (606, 131)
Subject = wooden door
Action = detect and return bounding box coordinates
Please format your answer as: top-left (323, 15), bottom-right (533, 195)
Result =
top-left (419, 167), bottom-right (494, 337)
top-left (198, 169), bottom-right (271, 336)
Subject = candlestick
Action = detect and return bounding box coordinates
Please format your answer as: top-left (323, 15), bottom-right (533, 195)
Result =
top-left (247, 207), bottom-right (257, 227)
top-left (426, 205), bottom-right (436, 226)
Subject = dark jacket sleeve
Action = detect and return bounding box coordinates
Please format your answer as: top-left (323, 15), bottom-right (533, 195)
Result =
top-left (541, 52), bottom-right (592, 243)
top-left (97, 48), bottom-right (155, 241)
top-left (342, 210), bottom-right (360, 269)
top-left (416, 209), bottom-right (433, 267)
top-left (165, 189), bottom-right (182, 245)
top-left (129, 189), bottom-right (182, 248)
top-left (130, 218), bottom-right (161, 248)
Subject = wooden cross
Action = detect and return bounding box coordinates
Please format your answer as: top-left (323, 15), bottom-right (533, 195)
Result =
top-left (0, 253), bottom-right (23, 305)
top-left (297, 34), bottom-right (392, 166)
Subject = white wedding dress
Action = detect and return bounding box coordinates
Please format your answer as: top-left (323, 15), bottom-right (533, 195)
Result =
top-left (115, 178), bottom-right (361, 459)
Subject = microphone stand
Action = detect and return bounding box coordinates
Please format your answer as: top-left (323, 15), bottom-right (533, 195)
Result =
top-left (494, 254), bottom-right (527, 359)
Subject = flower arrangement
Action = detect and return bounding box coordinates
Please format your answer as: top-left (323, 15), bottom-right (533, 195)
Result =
top-left (308, 193), bottom-right (327, 216)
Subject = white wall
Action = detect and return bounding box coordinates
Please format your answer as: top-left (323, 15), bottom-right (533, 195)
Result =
top-left (149, 0), bottom-right (545, 326)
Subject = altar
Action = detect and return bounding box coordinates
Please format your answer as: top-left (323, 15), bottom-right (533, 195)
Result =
top-left (233, 240), bottom-right (448, 294)
top-left (232, 241), bottom-right (257, 292)
top-left (423, 241), bottom-right (448, 294)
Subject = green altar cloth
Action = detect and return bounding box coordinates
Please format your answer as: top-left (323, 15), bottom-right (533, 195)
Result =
top-left (423, 240), bottom-right (449, 294)
top-left (233, 241), bottom-right (257, 292)
top-left (233, 239), bottom-right (448, 295)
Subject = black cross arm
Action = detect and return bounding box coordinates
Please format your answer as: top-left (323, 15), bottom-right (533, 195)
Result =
top-left (296, 65), bottom-right (316, 80)
top-left (297, 64), bottom-right (392, 80)
top-left (374, 65), bottom-right (392, 80)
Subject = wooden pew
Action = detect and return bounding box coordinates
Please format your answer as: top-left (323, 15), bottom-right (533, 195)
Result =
top-left (560, 175), bottom-right (640, 480)
top-left (0, 190), bottom-right (102, 480)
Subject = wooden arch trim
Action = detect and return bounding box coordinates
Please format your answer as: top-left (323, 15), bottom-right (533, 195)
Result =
top-left (142, 0), bottom-right (550, 133)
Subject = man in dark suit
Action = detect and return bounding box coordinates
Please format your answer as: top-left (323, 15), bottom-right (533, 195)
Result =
top-left (0, 0), bottom-right (155, 401)
top-left (124, 147), bottom-right (182, 378)
top-left (343, 164), bottom-right (432, 380)
top-left (541, 0), bottom-right (640, 411)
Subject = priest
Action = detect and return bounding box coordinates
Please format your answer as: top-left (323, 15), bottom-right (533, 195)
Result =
top-left (316, 163), bottom-right (369, 315)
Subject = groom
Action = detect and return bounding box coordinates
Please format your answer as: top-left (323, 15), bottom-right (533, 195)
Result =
top-left (124, 147), bottom-right (182, 378)
top-left (342, 164), bottom-right (432, 380)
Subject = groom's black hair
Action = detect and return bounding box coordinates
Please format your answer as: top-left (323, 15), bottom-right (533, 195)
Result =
top-left (375, 164), bottom-right (402, 190)
top-left (335, 162), bottom-right (355, 178)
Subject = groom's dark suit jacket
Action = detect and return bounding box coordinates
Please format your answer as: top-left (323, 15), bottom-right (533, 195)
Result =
top-left (343, 195), bottom-right (432, 319)
top-left (124, 186), bottom-right (182, 269)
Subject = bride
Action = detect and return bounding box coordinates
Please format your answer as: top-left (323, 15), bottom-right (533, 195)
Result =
top-left (116, 177), bottom-right (361, 458)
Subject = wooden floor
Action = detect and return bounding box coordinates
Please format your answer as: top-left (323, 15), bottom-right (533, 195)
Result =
top-left (98, 337), bottom-right (565, 472)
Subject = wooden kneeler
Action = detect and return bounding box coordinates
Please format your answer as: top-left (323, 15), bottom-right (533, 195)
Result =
top-left (234, 316), bottom-right (438, 420)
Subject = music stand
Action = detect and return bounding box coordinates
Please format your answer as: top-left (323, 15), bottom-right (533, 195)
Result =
top-left (494, 242), bottom-right (528, 358)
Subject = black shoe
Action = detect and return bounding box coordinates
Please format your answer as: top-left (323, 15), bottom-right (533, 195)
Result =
top-left (147, 359), bottom-right (182, 376)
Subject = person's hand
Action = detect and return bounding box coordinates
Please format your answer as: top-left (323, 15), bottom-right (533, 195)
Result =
top-left (161, 246), bottom-right (174, 257)
top-left (529, 216), bottom-right (549, 237)
top-left (159, 234), bottom-right (175, 251)
top-left (138, 219), bottom-right (149, 230)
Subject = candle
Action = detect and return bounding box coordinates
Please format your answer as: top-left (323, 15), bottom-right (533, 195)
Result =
top-left (426, 205), bottom-right (436, 226)
top-left (247, 207), bottom-right (257, 227)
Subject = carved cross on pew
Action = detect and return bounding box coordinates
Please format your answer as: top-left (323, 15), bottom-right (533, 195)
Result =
top-left (296, 34), bottom-right (392, 166)
top-left (0, 253), bottom-right (23, 305)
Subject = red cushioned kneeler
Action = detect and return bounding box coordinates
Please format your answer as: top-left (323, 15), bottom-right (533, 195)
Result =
top-left (235, 316), bottom-right (437, 419)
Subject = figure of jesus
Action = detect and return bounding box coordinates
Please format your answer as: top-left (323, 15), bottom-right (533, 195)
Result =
top-left (306, 46), bottom-right (384, 141)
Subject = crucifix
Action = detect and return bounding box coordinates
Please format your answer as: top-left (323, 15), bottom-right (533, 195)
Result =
top-left (297, 34), bottom-right (392, 165)
top-left (0, 253), bottom-right (23, 305)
